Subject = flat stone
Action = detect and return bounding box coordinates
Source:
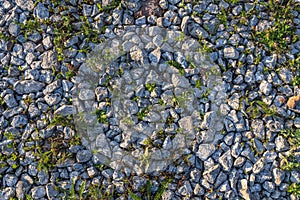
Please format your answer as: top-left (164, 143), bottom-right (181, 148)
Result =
top-left (178, 116), bottom-right (193, 131)
top-left (95, 134), bottom-right (112, 158)
top-left (79, 89), bottom-right (94, 101)
top-left (54, 105), bottom-right (75, 116)
top-left (197, 144), bottom-right (216, 161)
top-left (14, 80), bottom-right (44, 94)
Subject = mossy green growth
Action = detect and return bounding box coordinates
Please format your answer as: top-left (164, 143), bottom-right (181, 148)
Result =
top-left (50, 114), bottom-right (74, 128)
top-left (145, 83), bottom-right (156, 92)
top-left (254, 0), bottom-right (297, 54)
top-left (96, 109), bottom-right (108, 124)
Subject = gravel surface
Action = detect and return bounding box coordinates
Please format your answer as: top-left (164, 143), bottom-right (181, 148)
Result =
top-left (0, 0), bottom-right (300, 199)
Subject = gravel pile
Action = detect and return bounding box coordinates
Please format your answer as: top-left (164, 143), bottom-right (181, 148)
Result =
top-left (0, 0), bottom-right (299, 199)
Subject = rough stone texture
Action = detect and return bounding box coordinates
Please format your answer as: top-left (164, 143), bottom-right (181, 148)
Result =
top-left (14, 80), bottom-right (44, 94)
top-left (197, 144), bottom-right (216, 161)
top-left (224, 46), bottom-right (239, 59)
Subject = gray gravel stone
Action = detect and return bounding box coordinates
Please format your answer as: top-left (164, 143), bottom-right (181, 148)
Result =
top-left (231, 142), bottom-right (242, 158)
top-left (46, 183), bottom-right (59, 198)
top-left (42, 36), bottom-right (53, 50)
top-left (33, 3), bottom-right (49, 19)
top-left (11, 115), bottom-right (28, 127)
top-left (251, 119), bottom-right (265, 139)
top-left (28, 104), bottom-right (41, 118)
top-left (44, 93), bottom-right (62, 106)
top-left (203, 164), bottom-right (220, 184)
top-left (197, 144), bottom-right (215, 161)
top-left (4, 174), bottom-right (18, 187)
top-left (16, 181), bottom-right (31, 199)
top-left (14, 80), bottom-right (44, 94)
top-left (253, 157), bottom-right (265, 174)
top-left (278, 68), bottom-right (293, 83)
top-left (3, 94), bottom-right (18, 108)
top-left (291, 171), bottom-right (300, 183)
top-left (15, 0), bottom-right (34, 10)
top-left (76, 150), bottom-right (92, 163)
top-left (215, 171), bottom-right (227, 188)
top-left (206, 3), bottom-right (218, 14)
top-left (233, 156), bottom-right (245, 167)
top-left (218, 150), bottom-right (233, 171)
top-left (238, 179), bottom-right (250, 200)
top-left (31, 186), bottom-right (46, 199)
top-left (41, 50), bottom-right (59, 70)
top-left (149, 48), bottom-right (161, 65)
top-left (273, 168), bottom-right (285, 186)
top-left (232, 5), bottom-right (242, 15)
top-left (190, 24), bottom-right (209, 39)
top-left (295, 117), bottom-right (300, 128)
top-left (263, 54), bottom-right (277, 69)
top-left (54, 105), bottom-right (74, 116)
top-left (178, 181), bottom-right (193, 197)
top-left (253, 138), bottom-right (264, 154)
top-left (275, 135), bottom-right (289, 152)
top-left (0, 187), bottom-right (15, 200)
top-left (193, 183), bottom-right (205, 196)
top-left (224, 46), bottom-right (239, 59)
top-left (8, 23), bottom-right (20, 37)
top-left (263, 181), bottom-right (275, 193)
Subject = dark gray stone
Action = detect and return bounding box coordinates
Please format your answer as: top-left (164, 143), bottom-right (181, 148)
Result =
top-left (76, 150), bottom-right (92, 163)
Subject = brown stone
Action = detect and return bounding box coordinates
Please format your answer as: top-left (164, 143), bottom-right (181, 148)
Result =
top-left (287, 95), bottom-right (300, 109)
